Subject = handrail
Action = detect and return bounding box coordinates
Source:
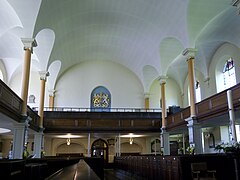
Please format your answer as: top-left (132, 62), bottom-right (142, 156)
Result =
top-left (166, 83), bottom-right (240, 130)
top-left (33, 107), bottom-right (162, 113)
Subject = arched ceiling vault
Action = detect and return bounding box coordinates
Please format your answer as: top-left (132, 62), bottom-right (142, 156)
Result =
top-left (0, 0), bottom-right (238, 91)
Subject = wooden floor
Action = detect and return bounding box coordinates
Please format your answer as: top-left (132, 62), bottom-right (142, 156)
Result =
top-left (104, 169), bottom-right (147, 180)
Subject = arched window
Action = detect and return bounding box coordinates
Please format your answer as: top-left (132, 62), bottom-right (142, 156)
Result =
top-left (223, 58), bottom-right (236, 89)
top-left (91, 86), bottom-right (111, 112)
top-left (188, 80), bottom-right (201, 105)
top-left (195, 80), bottom-right (201, 103)
top-left (0, 70), bottom-right (3, 80)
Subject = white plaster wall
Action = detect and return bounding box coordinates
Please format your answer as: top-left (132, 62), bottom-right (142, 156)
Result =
top-left (182, 68), bottom-right (212, 108)
top-left (55, 61), bottom-right (144, 108)
top-left (50, 138), bottom-right (88, 156)
top-left (121, 142), bottom-right (142, 153)
top-left (56, 143), bottom-right (86, 155)
top-left (9, 71), bottom-right (43, 108)
top-left (44, 136), bottom-right (150, 157)
top-left (149, 78), bottom-right (182, 108)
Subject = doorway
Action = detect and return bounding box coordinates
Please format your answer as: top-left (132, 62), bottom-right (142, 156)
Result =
top-left (91, 139), bottom-right (108, 165)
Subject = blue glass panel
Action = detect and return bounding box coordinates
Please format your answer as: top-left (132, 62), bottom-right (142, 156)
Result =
top-left (91, 86), bottom-right (111, 112)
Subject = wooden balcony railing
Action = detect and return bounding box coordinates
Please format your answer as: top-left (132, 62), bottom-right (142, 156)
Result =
top-left (27, 106), bottom-right (41, 131)
top-left (43, 110), bottom-right (161, 133)
top-left (34, 107), bottom-right (161, 113)
top-left (0, 79), bottom-right (40, 131)
top-left (0, 79), bottom-right (22, 121)
top-left (166, 83), bottom-right (240, 131)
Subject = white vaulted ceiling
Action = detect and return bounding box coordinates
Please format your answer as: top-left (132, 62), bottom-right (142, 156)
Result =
top-left (0, 0), bottom-right (239, 93)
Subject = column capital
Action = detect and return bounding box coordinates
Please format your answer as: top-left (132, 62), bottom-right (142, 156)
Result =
top-left (185, 116), bottom-right (198, 126)
top-left (21, 38), bottom-right (37, 53)
top-left (144, 93), bottom-right (150, 98)
top-left (48, 89), bottom-right (56, 97)
top-left (39, 71), bottom-right (50, 81)
top-left (158, 75), bottom-right (168, 84)
top-left (232, 0), bottom-right (240, 15)
top-left (182, 48), bottom-right (197, 60)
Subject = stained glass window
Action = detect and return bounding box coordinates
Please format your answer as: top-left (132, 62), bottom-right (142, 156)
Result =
top-left (223, 58), bottom-right (236, 89)
top-left (91, 86), bottom-right (111, 112)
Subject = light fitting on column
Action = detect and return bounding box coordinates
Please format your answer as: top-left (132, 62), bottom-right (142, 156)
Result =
top-left (66, 138), bottom-right (71, 145)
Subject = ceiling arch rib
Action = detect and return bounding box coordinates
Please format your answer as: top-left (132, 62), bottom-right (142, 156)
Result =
top-left (142, 65), bottom-right (159, 93)
top-left (48, 60), bottom-right (61, 91)
top-left (35, 28), bottom-right (55, 71)
top-left (0, 0), bottom-right (23, 37)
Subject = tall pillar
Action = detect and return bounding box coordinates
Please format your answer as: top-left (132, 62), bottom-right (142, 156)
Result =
top-left (12, 117), bottom-right (31, 159)
top-left (227, 90), bottom-right (237, 143)
top-left (182, 48), bottom-right (202, 153)
top-left (48, 89), bottom-right (55, 111)
top-left (144, 93), bottom-right (150, 109)
top-left (33, 130), bottom-right (44, 158)
top-left (118, 134), bottom-right (121, 156)
top-left (185, 117), bottom-right (202, 154)
top-left (159, 76), bottom-right (169, 155)
top-left (38, 71), bottom-right (49, 128)
top-left (159, 76), bottom-right (167, 128)
top-left (183, 48), bottom-right (197, 117)
top-left (88, 133), bottom-right (91, 157)
top-left (161, 129), bottom-right (170, 155)
top-left (21, 38), bottom-right (37, 116)
top-left (12, 123), bottom-right (25, 159)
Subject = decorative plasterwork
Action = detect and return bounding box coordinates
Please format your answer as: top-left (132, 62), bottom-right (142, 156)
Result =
top-left (21, 38), bottom-right (37, 53)
top-left (39, 71), bottom-right (50, 81)
top-left (232, 0), bottom-right (240, 15)
top-left (182, 48), bottom-right (198, 60)
top-left (48, 89), bottom-right (56, 97)
top-left (158, 75), bottom-right (168, 85)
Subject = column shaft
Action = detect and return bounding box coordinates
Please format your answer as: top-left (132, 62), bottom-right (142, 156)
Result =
top-left (34, 132), bottom-right (43, 158)
top-left (185, 117), bottom-right (203, 154)
top-left (161, 129), bottom-right (170, 155)
top-left (49, 95), bottom-right (54, 110)
top-left (227, 90), bottom-right (237, 142)
top-left (161, 82), bottom-right (166, 128)
top-left (12, 123), bottom-right (25, 159)
top-left (21, 49), bottom-right (31, 115)
top-left (88, 133), bottom-right (91, 157)
top-left (145, 97), bottom-right (149, 109)
top-left (38, 79), bottom-right (46, 128)
top-left (187, 57), bottom-right (196, 117)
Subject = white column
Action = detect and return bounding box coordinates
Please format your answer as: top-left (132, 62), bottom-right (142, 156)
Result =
top-left (12, 123), bottom-right (25, 159)
top-left (33, 130), bottom-right (44, 158)
top-left (115, 136), bottom-right (118, 157)
top-left (88, 133), bottom-right (91, 157)
top-left (161, 129), bottom-right (170, 155)
top-left (227, 90), bottom-right (237, 143)
top-left (118, 134), bottom-right (121, 156)
top-left (185, 117), bottom-right (203, 154)
top-left (12, 117), bottom-right (31, 159)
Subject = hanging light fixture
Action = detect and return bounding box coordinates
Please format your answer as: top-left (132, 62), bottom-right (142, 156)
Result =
top-left (66, 138), bottom-right (71, 145)
top-left (129, 137), bottom-right (133, 145)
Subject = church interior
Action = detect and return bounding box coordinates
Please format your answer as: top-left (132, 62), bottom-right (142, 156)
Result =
top-left (0, 0), bottom-right (240, 179)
